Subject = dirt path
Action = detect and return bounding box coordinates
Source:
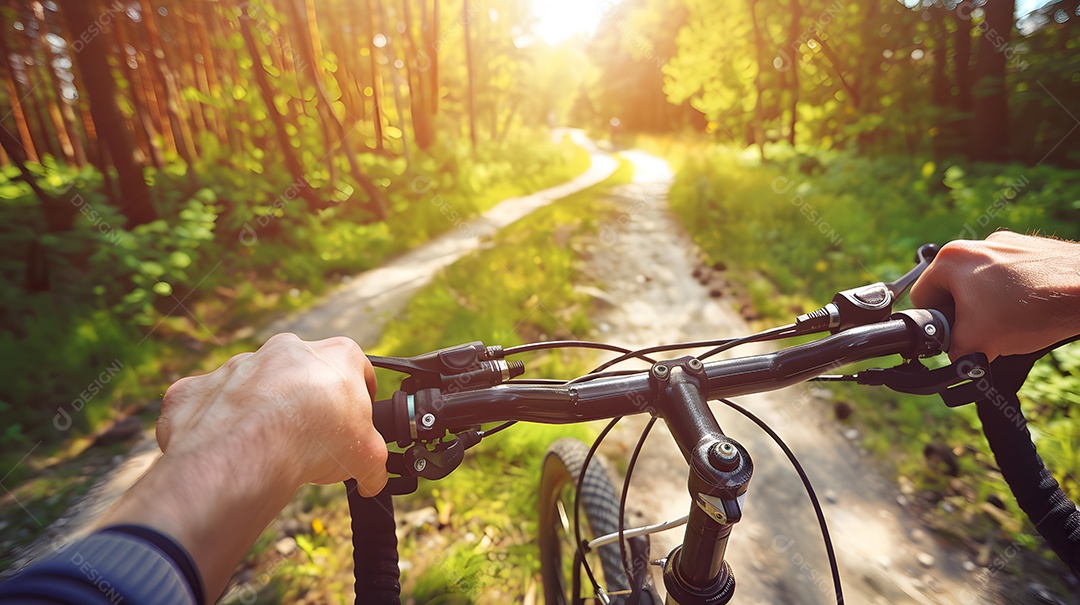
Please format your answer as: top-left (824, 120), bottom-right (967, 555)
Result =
top-left (259, 129), bottom-right (617, 344)
top-left (583, 150), bottom-right (1004, 604)
top-left (3, 130), bottom-right (617, 578)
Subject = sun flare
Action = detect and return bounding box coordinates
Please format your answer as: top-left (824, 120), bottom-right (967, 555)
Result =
top-left (530, 0), bottom-right (616, 45)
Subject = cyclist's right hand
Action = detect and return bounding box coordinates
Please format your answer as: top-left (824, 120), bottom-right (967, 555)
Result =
top-left (910, 230), bottom-right (1080, 362)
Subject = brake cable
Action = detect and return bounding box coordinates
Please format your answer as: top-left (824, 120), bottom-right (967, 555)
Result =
top-left (718, 397), bottom-right (844, 605)
top-left (573, 418), bottom-right (621, 602)
top-left (696, 323), bottom-right (800, 361)
top-left (504, 340), bottom-right (659, 363)
top-left (618, 417), bottom-right (657, 599)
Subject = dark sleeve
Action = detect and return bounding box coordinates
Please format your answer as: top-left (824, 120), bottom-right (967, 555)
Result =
top-left (0, 525), bottom-right (205, 605)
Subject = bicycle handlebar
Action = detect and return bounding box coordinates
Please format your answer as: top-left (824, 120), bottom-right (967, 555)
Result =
top-left (371, 309), bottom-right (950, 445)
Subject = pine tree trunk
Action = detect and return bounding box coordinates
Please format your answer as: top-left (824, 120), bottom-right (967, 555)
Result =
top-left (60, 0), bottom-right (156, 227)
top-left (0, 25), bottom-right (40, 163)
top-left (969, 0), bottom-right (1014, 161)
top-left (32, 0), bottom-right (86, 166)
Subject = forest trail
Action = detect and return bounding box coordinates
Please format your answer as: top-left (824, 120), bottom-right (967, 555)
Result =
top-left (585, 150), bottom-right (1002, 604)
top-left (258, 129), bottom-right (618, 344)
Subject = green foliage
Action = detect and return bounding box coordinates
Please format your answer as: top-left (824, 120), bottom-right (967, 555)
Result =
top-left (668, 140), bottom-right (1080, 559)
top-left (0, 133), bottom-right (589, 460)
top-left (669, 144), bottom-right (1080, 310)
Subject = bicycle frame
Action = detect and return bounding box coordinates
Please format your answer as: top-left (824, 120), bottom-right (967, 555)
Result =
top-left (368, 309), bottom-right (952, 604)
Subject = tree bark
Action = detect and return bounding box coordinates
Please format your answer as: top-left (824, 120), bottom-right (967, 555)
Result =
top-left (60, 0), bottom-right (156, 227)
top-left (969, 0), bottom-right (1014, 161)
top-left (0, 21), bottom-right (40, 163)
top-left (32, 0), bottom-right (86, 166)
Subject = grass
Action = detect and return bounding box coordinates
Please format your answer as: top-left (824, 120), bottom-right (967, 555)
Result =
top-left (221, 157), bottom-right (636, 604)
top-left (662, 139), bottom-right (1080, 590)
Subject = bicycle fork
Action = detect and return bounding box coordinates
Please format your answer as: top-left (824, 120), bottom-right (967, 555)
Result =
top-left (649, 357), bottom-right (753, 605)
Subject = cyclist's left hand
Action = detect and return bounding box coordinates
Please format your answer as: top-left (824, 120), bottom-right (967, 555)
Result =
top-left (158, 332), bottom-right (388, 494)
top-left (99, 333), bottom-right (387, 601)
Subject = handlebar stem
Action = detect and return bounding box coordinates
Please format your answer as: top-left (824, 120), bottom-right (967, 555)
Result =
top-left (650, 358), bottom-right (750, 603)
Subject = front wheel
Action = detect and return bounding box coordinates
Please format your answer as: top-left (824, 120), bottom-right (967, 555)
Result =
top-left (538, 438), bottom-right (657, 605)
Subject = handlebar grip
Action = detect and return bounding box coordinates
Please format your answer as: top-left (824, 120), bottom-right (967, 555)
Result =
top-left (346, 482), bottom-right (402, 605)
top-left (976, 344), bottom-right (1080, 578)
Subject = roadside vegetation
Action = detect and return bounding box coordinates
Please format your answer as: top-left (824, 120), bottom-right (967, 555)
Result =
top-left (666, 141), bottom-right (1080, 589)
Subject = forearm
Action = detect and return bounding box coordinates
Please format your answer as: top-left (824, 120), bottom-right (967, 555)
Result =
top-left (97, 429), bottom-right (300, 602)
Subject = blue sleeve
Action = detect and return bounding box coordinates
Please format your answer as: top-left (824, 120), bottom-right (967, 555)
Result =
top-left (0, 525), bottom-right (205, 604)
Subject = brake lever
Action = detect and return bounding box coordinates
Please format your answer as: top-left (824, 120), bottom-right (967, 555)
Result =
top-left (852, 352), bottom-right (990, 407)
top-left (369, 341), bottom-right (525, 393)
top-left (797, 243), bottom-right (940, 333)
top-left (383, 430), bottom-right (484, 495)
top-left (886, 243), bottom-right (940, 299)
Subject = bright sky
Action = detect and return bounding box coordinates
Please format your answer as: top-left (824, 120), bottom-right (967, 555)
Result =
top-left (530, 0), bottom-right (615, 45)
top-left (531, 0), bottom-right (1055, 46)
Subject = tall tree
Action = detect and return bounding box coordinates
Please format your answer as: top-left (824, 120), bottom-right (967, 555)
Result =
top-left (969, 0), bottom-right (1014, 161)
top-left (237, 6), bottom-right (327, 212)
top-left (137, 0), bottom-right (198, 170)
top-left (284, 0), bottom-right (386, 219)
top-left (31, 0), bottom-right (86, 166)
top-left (401, 0), bottom-right (435, 149)
top-left (113, 14), bottom-right (166, 169)
top-left (929, 3), bottom-right (952, 158)
top-left (746, 0), bottom-right (767, 160)
top-left (0, 18), bottom-right (40, 163)
top-left (363, 0), bottom-right (387, 154)
top-left (60, 0), bottom-right (156, 227)
top-left (462, 0), bottom-right (476, 151)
